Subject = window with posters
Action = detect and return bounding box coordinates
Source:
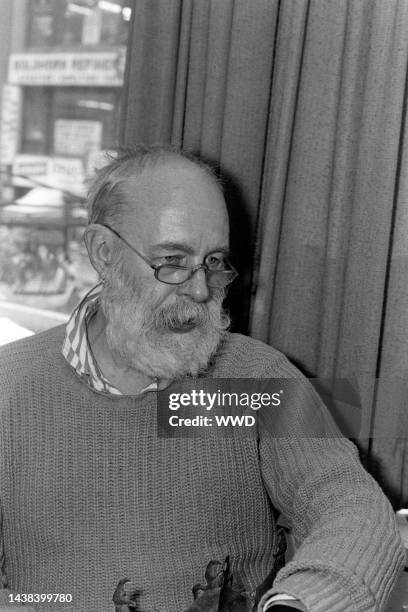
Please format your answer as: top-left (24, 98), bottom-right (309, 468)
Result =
top-left (22, 87), bottom-right (121, 155)
top-left (0, 0), bottom-right (131, 340)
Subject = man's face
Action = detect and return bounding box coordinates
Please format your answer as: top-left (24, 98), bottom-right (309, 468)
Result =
top-left (100, 160), bottom-right (231, 381)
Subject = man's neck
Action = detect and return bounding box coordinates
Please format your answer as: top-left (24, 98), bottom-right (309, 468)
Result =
top-left (87, 309), bottom-right (157, 396)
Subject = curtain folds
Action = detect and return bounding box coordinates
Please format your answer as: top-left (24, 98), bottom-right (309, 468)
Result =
top-left (121, 0), bottom-right (408, 506)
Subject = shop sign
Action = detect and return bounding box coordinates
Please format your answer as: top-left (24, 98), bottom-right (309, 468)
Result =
top-left (12, 155), bottom-right (85, 195)
top-left (12, 154), bottom-right (49, 178)
top-left (8, 49), bottom-right (126, 86)
top-left (0, 84), bottom-right (22, 165)
top-left (51, 157), bottom-right (84, 192)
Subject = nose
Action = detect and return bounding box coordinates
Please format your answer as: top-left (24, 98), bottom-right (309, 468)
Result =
top-left (177, 267), bottom-right (210, 303)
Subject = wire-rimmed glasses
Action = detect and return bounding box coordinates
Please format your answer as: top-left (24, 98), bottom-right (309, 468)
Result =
top-left (99, 223), bottom-right (238, 288)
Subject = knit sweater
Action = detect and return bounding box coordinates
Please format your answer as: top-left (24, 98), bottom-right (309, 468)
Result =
top-left (0, 326), bottom-right (404, 612)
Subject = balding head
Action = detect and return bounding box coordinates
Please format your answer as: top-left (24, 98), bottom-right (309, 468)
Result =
top-left (87, 146), bottom-right (224, 231)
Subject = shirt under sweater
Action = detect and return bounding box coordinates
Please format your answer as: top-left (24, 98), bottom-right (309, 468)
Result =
top-left (0, 325), bottom-right (404, 611)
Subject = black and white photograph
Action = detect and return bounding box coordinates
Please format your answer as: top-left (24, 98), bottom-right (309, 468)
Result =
top-left (0, 1), bottom-right (407, 611)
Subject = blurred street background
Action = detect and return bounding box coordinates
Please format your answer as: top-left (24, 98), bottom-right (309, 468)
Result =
top-left (0, 0), bottom-right (131, 343)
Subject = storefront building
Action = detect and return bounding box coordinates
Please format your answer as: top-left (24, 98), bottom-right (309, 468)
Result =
top-left (0, 0), bottom-right (132, 333)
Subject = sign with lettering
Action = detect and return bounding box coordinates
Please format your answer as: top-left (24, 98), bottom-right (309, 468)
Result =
top-left (12, 154), bottom-right (85, 195)
top-left (12, 154), bottom-right (49, 178)
top-left (0, 84), bottom-right (22, 165)
top-left (8, 49), bottom-right (126, 86)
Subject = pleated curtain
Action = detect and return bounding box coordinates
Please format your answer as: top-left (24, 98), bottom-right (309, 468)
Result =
top-left (120, 0), bottom-right (408, 506)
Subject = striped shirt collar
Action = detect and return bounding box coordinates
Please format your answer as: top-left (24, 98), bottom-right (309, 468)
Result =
top-left (62, 282), bottom-right (156, 396)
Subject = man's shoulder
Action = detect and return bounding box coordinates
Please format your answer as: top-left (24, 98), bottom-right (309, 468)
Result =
top-left (0, 324), bottom-right (66, 374)
top-left (213, 332), bottom-right (300, 378)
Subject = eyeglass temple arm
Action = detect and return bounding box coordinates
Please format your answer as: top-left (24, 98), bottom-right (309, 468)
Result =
top-left (98, 223), bottom-right (157, 269)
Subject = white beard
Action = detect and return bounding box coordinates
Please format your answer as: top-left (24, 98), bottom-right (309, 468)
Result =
top-left (99, 260), bottom-right (230, 381)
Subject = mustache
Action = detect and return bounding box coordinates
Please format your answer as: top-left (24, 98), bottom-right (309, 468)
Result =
top-left (147, 292), bottom-right (227, 332)
top-left (149, 301), bottom-right (210, 330)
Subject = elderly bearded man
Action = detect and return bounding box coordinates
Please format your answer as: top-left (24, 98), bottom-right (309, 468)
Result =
top-left (0, 148), bottom-right (404, 612)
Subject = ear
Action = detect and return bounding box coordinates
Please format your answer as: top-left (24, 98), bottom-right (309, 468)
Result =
top-left (83, 224), bottom-right (114, 279)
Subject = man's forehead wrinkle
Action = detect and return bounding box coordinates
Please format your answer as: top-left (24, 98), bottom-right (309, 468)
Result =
top-left (150, 241), bottom-right (196, 255)
top-left (148, 241), bottom-right (230, 255)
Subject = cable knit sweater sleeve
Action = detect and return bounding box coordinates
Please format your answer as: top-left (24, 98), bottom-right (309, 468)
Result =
top-left (256, 353), bottom-right (404, 611)
top-left (215, 334), bottom-right (405, 612)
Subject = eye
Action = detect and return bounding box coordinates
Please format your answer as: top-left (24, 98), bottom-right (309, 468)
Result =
top-left (158, 254), bottom-right (187, 265)
top-left (205, 253), bottom-right (227, 270)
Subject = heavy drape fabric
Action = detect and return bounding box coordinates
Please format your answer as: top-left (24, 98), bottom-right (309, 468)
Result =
top-left (120, 0), bottom-right (408, 506)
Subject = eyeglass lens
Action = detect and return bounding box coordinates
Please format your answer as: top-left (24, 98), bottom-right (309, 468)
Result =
top-left (157, 267), bottom-right (236, 287)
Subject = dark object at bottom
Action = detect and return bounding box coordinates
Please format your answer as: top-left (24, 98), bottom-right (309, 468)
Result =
top-left (217, 556), bottom-right (249, 612)
top-left (184, 556), bottom-right (250, 612)
top-left (112, 578), bottom-right (140, 612)
top-left (112, 530), bottom-right (287, 612)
